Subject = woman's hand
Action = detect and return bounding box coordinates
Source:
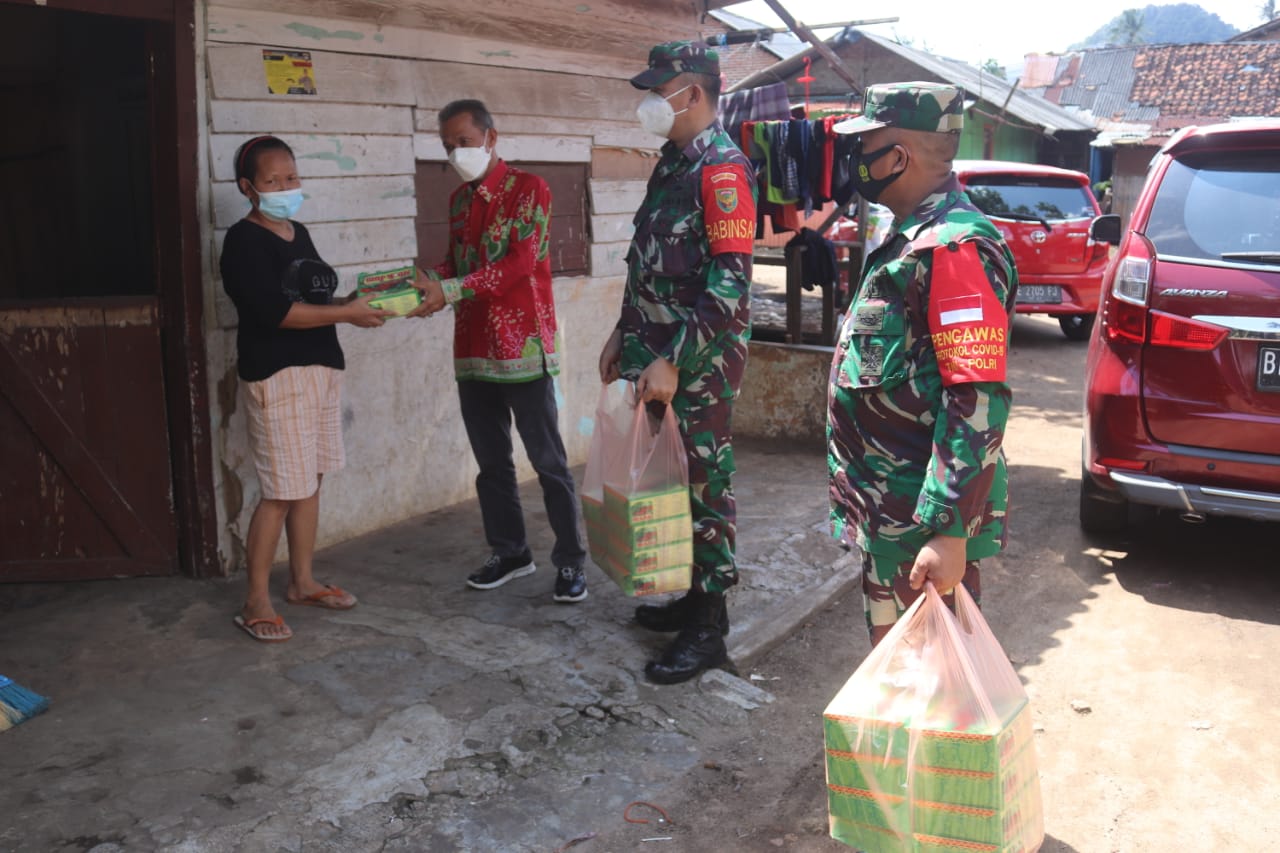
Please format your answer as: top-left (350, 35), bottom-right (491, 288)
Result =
top-left (598, 329), bottom-right (622, 384)
top-left (344, 295), bottom-right (396, 328)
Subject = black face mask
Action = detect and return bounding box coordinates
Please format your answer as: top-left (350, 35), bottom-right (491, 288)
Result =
top-left (851, 142), bottom-right (903, 203)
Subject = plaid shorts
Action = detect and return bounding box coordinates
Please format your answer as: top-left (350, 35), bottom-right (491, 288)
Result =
top-left (861, 550), bottom-right (982, 635)
top-left (242, 365), bottom-right (345, 501)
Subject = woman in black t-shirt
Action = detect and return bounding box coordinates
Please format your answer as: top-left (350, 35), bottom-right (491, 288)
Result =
top-left (220, 135), bottom-right (393, 643)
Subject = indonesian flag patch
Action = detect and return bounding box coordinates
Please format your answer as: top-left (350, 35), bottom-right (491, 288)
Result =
top-left (927, 241), bottom-right (1009, 386)
top-left (701, 163), bottom-right (756, 255)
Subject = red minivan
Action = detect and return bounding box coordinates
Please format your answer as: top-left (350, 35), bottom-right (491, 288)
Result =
top-left (1080, 120), bottom-right (1280, 533)
top-left (955, 160), bottom-right (1110, 340)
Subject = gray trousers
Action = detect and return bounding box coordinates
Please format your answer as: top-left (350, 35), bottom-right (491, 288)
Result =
top-left (457, 377), bottom-right (586, 569)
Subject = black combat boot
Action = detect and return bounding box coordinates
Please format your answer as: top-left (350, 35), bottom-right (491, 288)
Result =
top-left (643, 591), bottom-right (729, 685)
top-left (634, 589), bottom-right (729, 635)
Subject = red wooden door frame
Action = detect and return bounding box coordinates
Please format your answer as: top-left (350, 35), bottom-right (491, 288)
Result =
top-left (0, 0), bottom-right (219, 578)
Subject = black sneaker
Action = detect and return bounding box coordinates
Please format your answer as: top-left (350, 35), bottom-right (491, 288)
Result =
top-left (466, 551), bottom-right (536, 590)
top-left (552, 566), bottom-right (588, 603)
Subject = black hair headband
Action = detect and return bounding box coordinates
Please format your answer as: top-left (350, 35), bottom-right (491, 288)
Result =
top-left (236, 135), bottom-right (274, 180)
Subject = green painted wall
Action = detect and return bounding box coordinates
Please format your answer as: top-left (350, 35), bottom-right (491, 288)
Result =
top-left (957, 112), bottom-right (1039, 162)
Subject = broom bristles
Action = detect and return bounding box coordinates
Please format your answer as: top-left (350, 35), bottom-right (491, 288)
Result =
top-left (0, 675), bottom-right (50, 731)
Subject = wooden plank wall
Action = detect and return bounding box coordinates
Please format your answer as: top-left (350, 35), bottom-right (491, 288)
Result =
top-left (205, 4), bottom-right (687, 326)
top-left (202, 1), bottom-right (707, 567)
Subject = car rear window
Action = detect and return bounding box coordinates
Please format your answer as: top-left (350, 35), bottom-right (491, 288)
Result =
top-left (964, 176), bottom-right (1096, 222)
top-left (1146, 149), bottom-right (1280, 261)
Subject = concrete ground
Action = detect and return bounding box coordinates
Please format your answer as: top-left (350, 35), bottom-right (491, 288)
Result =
top-left (0, 440), bottom-right (854, 853)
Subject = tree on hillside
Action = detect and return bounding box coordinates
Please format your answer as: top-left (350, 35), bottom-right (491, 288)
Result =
top-left (1109, 9), bottom-right (1147, 44)
top-left (1075, 3), bottom-right (1238, 48)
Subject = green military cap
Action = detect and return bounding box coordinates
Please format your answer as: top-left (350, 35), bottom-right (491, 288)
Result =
top-left (834, 81), bottom-right (966, 134)
top-left (630, 40), bottom-right (720, 90)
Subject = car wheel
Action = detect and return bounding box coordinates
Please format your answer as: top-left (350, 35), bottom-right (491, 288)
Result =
top-left (1059, 313), bottom-right (1095, 341)
top-left (1079, 470), bottom-right (1128, 534)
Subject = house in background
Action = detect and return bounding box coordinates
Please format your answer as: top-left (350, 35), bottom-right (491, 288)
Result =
top-left (1229, 16), bottom-right (1280, 42)
top-left (706, 7), bottom-right (808, 87)
top-left (732, 28), bottom-right (1096, 171)
top-left (1020, 41), bottom-right (1280, 227)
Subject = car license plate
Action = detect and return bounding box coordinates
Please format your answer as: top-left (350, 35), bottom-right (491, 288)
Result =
top-left (1017, 285), bottom-right (1062, 304)
top-left (1258, 345), bottom-right (1280, 392)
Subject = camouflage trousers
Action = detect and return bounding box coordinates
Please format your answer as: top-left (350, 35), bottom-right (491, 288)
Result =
top-left (657, 394), bottom-right (738, 594)
top-left (861, 550), bottom-right (981, 637)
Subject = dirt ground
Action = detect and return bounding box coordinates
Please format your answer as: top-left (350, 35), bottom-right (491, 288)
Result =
top-left (586, 314), bottom-right (1280, 852)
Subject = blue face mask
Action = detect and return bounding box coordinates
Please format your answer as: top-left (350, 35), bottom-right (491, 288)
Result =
top-left (254, 187), bottom-right (304, 221)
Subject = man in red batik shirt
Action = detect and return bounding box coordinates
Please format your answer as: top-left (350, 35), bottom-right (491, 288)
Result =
top-left (412, 99), bottom-right (587, 603)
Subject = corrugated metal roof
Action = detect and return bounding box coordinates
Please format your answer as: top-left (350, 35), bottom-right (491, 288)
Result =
top-left (730, 29), bottom-right (1094, 133)
top-left (706, 8), bottom-right (808, 61)
top-left (1056, 47), bottom-right (1155, 121)
top-left (854, 31), bottom-right (1095, 133)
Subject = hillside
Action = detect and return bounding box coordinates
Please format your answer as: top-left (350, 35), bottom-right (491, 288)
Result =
top-left (1074, 3), bottom-right (1238, 47)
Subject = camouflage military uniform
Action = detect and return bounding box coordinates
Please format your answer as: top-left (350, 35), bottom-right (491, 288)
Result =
top-left (618, 118), bottom-right (757, 594)
top-left (827, 83), bottom-right (1018, 633)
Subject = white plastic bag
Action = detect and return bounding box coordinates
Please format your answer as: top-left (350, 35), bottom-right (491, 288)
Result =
top-left (823, 582), bottom-right (1044, 852)
top-left (581, 383), bottom-right (691, 596)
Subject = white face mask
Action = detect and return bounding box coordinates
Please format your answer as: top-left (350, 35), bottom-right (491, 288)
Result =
top-left (636, 85), bottom-right (691, 138)
top-left (448, 134), bottom-right (492, 182)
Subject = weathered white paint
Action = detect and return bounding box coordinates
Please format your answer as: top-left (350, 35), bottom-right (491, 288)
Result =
top-left (591, 127), bottom-right (663, 151)
top-left (415, 111), bottom-right (659, 153)
top-left (412, 133), bottom-right (591, 164)
top-left (208, 43), bottom-right (418, 105)
top-left (590, 242), bottom-right (631, 278)
top-left (590, 213), bottom-right (636, 245)
top-left (210, 133), bottom-right (416, 181)
top-left (211, 99), bottom-right (413, 135)
top-left (212, 175), bottom-right (416, 229)
top-left (206, 5), bottom-right (640, 80)
top-left (588, 180), bottom-right (648, 216)
top-left (412, 63), bottom-right (637, 124)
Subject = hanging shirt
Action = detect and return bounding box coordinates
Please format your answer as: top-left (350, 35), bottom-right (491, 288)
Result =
top-left (431, 160), bottom-right (561, 383)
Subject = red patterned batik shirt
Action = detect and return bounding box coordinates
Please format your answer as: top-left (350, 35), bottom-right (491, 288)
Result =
top-left (432, 160), bottom-right (561, 383)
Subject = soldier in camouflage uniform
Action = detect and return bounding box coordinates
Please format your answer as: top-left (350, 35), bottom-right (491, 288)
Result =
top-left (827, 82), bottom-right (1019, 646)
top-left (598, 41), bottom-right (757, 684)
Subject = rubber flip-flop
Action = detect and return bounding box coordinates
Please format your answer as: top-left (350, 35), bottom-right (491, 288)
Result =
top-left (284, 584), bottom-right (357, 610)
top-left (234, 614), bottom-right (293, 643)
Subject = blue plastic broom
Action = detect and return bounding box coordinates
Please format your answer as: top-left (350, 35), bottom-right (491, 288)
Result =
top-left (0, 674), bottom-right (49, 731)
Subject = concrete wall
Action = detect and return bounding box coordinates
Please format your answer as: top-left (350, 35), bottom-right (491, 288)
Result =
top-left (735, 341), bottom-right (832, 447)
top-left (199, 2), bottom-right (698, 572)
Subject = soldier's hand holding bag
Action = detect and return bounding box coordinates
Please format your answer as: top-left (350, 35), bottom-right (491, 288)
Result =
top-left (581, 383), bottom-right (692, 597)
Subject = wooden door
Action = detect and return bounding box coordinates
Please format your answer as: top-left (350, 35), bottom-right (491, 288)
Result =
top-left (0, 1), bottom-right (205, 581)
top-left (0, 304), bottom-right (177, 579)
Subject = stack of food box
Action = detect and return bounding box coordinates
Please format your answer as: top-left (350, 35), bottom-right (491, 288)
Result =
top-left (823, 675), bottom-right (1043, 852)
top-left (355, 265), bottom-right (422, 316)
top-left (582, 482), bottom-right (691, 597)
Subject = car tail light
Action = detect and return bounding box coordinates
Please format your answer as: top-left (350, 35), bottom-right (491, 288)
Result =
top-left (1148, 311), bottom-right (1229, 350)
top-left (1102, 235), bottom-right (1228, 351)
top-left (1103, 239), bottom-right (1152, 344)
top-left (1096, 456), bottom-right (1149, 472)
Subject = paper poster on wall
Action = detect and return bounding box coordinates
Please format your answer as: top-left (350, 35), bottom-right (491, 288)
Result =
top-left (262, 49), bottom-right (318, 95)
